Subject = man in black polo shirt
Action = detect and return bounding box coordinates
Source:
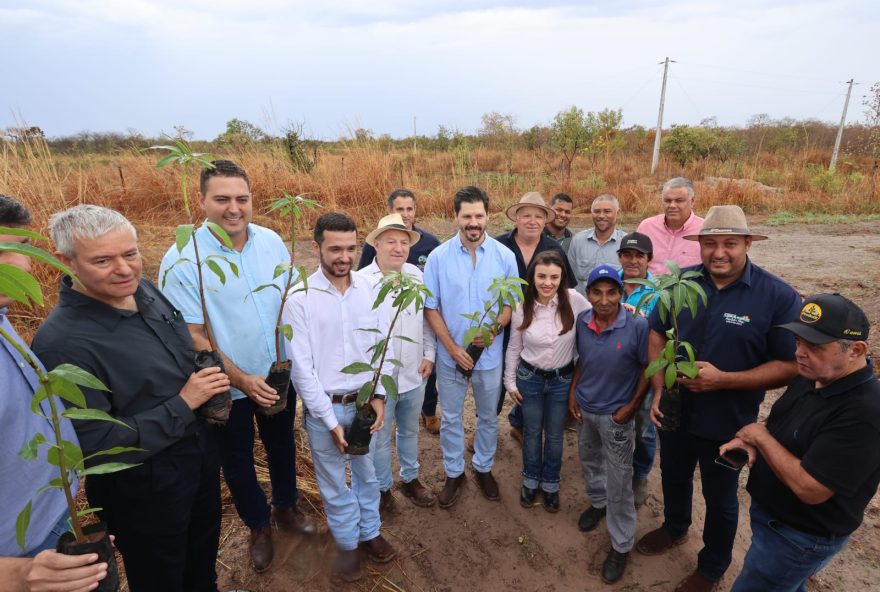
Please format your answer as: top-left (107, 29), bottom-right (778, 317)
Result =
top-left (32, 205), bottom-right (235, 592)
top-left (357, 189), bottom-right (444, 435)
top-left (721, 293), bottom-right (880, 592)
top-left (637, 205), bottom-right (801, 592)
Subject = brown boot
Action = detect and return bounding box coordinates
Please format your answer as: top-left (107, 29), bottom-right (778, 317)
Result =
top-left (379, 489), bottom-right (396, 513)
top-left (272, 506), bottom-right (317, 535)
top-left (465, 431), bottom-right (475, 453)
top-left (331, 549), bottom-right (362, 583)
top-left (249, 526), bottom-right (273, 573)
top-left (438, 474), bottom-right (466, 509)
top-left (473, 469), bottom-right (500, 501)
top-left (422, 411), bottom-right (440, 435)
top-left (359, 534), bottom-right (396, 564)
top-left (399, 478), bottom-right (436, 507)
top-left (674, 570), bottom-right (718, 592)
top-left (636, 527), bottom-right (688, 556)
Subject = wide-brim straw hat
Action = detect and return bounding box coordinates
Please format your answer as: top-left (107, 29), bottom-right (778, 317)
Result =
top-left (505, 192), bottom-right (556, 223)
top-left (683, 205), bottom-right (768, 241)
top-left (365, 213), bottom-right (422, 247)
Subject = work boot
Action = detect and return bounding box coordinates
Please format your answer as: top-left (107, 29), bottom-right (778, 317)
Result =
top-left (422, 411), bottom-right (440, 435)
top-left (399, 478), bottom-right (436, 507)
top-left (272, 505), bottom-right (317, 535)
top-left (633, 477), bottom-right (649, 509)
top-left (438, 474), bottom-right (466, 509)
top-left (636, 527), bottom-right (688, 556)
top-left (674, 570), bottom-right (718, 592)
top-left (379, 489), bottom-right (396, 513)
top-left (601, 549), bottom-right (629, 584)
top-left (359, 534), bottom-right (396, 564)
top-left (473, 470), bottom-right (500, 501)
top-left (331, 549), bottom-right (362, 583)
top-left (577, 506), bottom-right (606, 532)
top-left (248, 526), bottom-right (273, 573)
top-left (542, 490), bottom-right (560, 513)
top-left (465, 431), bottom-right (475, 453)
top-left (520, 485), bottom-right (538, 508)
top-left (509, 426), bottom-right (523, 445)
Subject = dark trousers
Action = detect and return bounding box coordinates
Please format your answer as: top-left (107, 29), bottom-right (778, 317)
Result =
top-left (87, 429), bottom-right (221, 592)
top-left (421, 370), bottom-right (439, 416)
top-left (658, 429), bottom-right (740, 581)
top-left (217, 386), bottom-right (299, 530)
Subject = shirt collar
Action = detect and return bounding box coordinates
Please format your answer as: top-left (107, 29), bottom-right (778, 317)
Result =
top-left (196, 220), bottom-right (251, 252)
top-left (535, 294), bottom-right (559, 309)
top-left (664, 211), bottom-right (698, 232)
top-left (311, 267), bottom-right (365, 294)
top-left (814, 362), bottom-right (876, 399)
top-left (586, 228), bottom-right (621, 243)
top-left (58, 275), bottom-right (147, 331)
top-left (453, 232), bottom-right (486, 254)
top-left (583, 305), bottom-right (627, 334)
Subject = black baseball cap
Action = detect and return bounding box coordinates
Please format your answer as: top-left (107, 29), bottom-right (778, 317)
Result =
top-left (778, 293), bottom-right (870, 345)
top-left (616, 232), bottom-right (653, 256)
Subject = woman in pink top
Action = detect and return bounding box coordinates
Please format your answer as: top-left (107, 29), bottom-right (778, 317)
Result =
top-left (505, 250), bottom-right (591, 512)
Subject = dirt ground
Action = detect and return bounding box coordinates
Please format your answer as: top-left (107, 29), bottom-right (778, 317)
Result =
top-left (209, 217), bottom-right (880, 592)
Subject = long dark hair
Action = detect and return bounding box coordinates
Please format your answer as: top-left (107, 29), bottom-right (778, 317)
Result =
top-left (518, 250), bottom-right (575, 335)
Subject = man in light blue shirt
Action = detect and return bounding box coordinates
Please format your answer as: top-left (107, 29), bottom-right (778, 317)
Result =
top-left (567, 194), bottom-right (627, 294)
top-left (0, 195), bottom-right (108, 591)
top-left (159, 161), bottom-right (315, 574)
top-left (424, 186), bottom-right (518, 508)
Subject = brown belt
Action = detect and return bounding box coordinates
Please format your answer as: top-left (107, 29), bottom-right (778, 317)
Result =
top-left (330, 392), bottom-right (359, 404)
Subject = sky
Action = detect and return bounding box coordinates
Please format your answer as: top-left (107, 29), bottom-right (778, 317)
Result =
top-left (2, 0), bottom-right (878, 140)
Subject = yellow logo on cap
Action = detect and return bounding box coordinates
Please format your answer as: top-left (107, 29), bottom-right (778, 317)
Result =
top-left (800, 303), bottom-right (822, 323)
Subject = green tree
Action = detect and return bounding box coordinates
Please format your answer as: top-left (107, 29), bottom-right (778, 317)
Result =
top-left (592, 108), bottom-right (625, 173)
top-left (550, 106), bottom-right (597, 181)
top-left (863, 82), bottom-right (880, 196)
top-left (216, 118), bottom-right (268, 145)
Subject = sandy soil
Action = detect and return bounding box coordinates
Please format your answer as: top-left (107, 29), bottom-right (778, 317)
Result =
top-left (211, 217), bottom-right (880, 592)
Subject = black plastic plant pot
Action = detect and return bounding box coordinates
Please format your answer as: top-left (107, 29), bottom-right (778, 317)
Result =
top-left (258, 361), bottom-right (291, 417)
top-left (657, 388), bottom-right (682, 432)
top-left (56, 522), bottom-right (119, 592)
top-left (344, 405), bottom-right (377, 455)
top-left (455, 344), bottom-right (485, 379)
top-left (194, 350), bottom-right (232, 425)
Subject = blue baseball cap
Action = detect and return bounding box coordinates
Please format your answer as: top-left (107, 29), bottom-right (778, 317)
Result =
top-left (586, 264), bottom-right (624, 289)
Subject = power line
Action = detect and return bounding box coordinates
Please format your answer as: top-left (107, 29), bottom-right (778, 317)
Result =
top-left (676, 61), bottom-right (843, 84)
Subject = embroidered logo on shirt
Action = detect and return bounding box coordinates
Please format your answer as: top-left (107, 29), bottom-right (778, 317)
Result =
top-left (616, 342), bottom-right (622, 350)
top-left (800, 303), bottom-right (822, 323)
top-left (723, 313), bottom-right (751, 326)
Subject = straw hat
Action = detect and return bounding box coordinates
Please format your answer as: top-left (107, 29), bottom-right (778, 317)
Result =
top-left (683, 205), bottom-right (768, 241)
top-left (505, 192), bottom-right (556, 223)
top-left (365, 213), bottom-right (421, 247)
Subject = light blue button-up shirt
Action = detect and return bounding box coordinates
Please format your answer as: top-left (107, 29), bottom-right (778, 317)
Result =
top-left (424, 233), bottom-right (518, 370)
top-left (159, 223), bottom-right (292, 400)
top-left (1, 310), bottom-right (78, 555)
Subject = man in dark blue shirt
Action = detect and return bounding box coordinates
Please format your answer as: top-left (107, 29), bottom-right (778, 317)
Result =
top-left (636, 206), bottom-right (800, 592)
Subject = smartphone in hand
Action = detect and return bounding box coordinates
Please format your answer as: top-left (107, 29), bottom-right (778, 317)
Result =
top-left (714, 448), bottom-right (749, 471)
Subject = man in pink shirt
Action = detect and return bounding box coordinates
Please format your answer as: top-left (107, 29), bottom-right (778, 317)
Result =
top-left (636, 178), bottom-right (704, 276)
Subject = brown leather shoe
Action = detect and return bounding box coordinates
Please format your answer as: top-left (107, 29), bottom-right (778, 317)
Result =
top-left (331, 549), bottom-right (362, 583)
top-left (674, 570), bottom-right (718, 592)
top-left (636, 527), bottom-right (688, 556)
top-left (399, 478), bottom-right (436, 507)
top-left (465, 431), bottom-right (475, 453)
top-left (510, 426), bottom-right (523, 445)
top-left (249, 526), bottom-right (273, 573)
top-left (422, 411), bottom-right (440, 435)
top-left (359, 534), bottom-right (396, 564)
top-left (438, 474), bottom-right (466, 509)
top-left (272, 506), bottom-right (317, 536)
top-left (473, 469), bottom-right (500, 501)
top-left (379, 489), bottom-right (396, 513)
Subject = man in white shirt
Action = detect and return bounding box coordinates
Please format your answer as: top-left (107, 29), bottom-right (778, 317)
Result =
top-left (358, 214), bottom-right (437, 511)
top-left (283, 213), bottom-right (395, 584)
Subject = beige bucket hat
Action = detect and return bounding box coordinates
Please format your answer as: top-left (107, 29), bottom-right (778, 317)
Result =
top-left (505, 192), bottom-right (556, 223)
top-left (683, 205), bottom-right (768, 241)
top-left (365, 213), bottom-right (421, 247)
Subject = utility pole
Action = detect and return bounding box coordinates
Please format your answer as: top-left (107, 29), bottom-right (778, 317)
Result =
top-left (829, 79), bottom-right (854, 173)
top-left (651, 57), bottom-right (674, 175)
top-left (413, 116), bottom-right (417, 155)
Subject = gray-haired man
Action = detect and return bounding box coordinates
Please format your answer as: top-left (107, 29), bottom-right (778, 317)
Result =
top-left (567, 194), bottom-right (626, 294)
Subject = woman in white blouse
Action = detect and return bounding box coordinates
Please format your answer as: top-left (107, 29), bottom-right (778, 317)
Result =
top-left (505, 250), bottom-right (591, 512)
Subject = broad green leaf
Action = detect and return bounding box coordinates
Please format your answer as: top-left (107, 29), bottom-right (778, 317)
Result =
top-left (0, 263), bottom-right (43, 306)
top-left (30, 385), bottom-right (48, 415)
top-left (175, 224), bottom-right (194, 252)
top-left (281, 324), bottom-right (293, 341)
top-left (394, 335), bottom-right (416, 343)
top-left (481, 328), bottom-right (492, 348)
top-left (47, 440), bottom-right (83, 469)
top-left (666, 260), bottom-right (682, 277)
top-left (664, 364), bottom-right (677, 390)
top-left (49, 376), bottom-right (87, 408)
top-left (355, 380), bottom-right (374, 408)
top-left (78, 462), bottom-right (141, 477)
top-left (662, 340), bottom-right (675, 362)
top-left (645, 357), bottom-right (668, 378)
top-left (206, 222), bottom-right (233, 249)
top-left (356, 327), bottom-right (383, 334)
top-left (81, 446), bottom-right (145, 465)
top-left (226, 260), bottom-right (239, 278)
top-left (624, 277), bottom-right (657, 289)
top-left (380, 374), bottom-right (398, 400)
top-left (251, 283), bottom-right (282, 297)
top-left (370, 341), bottom-right (384, 366)
top-left (633, 291), bottom-right (657, 317)
top-left (18, 433), bottom-right (48, 461)
top-left (62, 408), bottom-right (132, 429)
top-left (49, 364), bottom-right (108, 391)
top-left (34, 478), bottom-right (64, 496)
top-left (681, 270), bottom-right (703, 280)
top-left (681, 341), bottom-right (696, 363)
top-left (15, 501), bottom-right (32, 551)
top-left (463, 326), bottom-right (480, 347)
top-left (0, 226), bottom-right (45, 240)
top-left (677, 361), bottom-right (700, 379)
top-left (340, 362), bottom-right (374, 375)
top-left (205, 258), bottom-right (226, 285)
top-left (0, 242), bottom-right (76, 279)
top-left (386, 358), bottom-right (403, 367)
top-left (273, 263), bottom-right (290, 279)
top-left (155, 153), bottom-right (180, 168)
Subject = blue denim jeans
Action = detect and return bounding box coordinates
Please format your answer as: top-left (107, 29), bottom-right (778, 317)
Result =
top-left (304, 403), bottom-right (381, 551)
top-left (632, 391), bottom-right (656, 480)
top-left (731, 501), bottom-right (849, 592)
top-left (370, 380), bottom-right (426, 490)
top-left (437, 361), bottom-right (503, 476)
top-left (517, 363), bottom-right (571, 493)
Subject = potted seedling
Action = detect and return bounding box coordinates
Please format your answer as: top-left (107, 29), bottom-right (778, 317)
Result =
top-left (626, 260), bottom-right (707, 431)
top-left (339, 271), bottom-right (432, 455)
top-left (456, 276), bottom-right (527, 378)
top-left (2, 226), bottom-right (144, 592)
top-left (251, 192), bottom-right (320, 416)
top-left (150, 139), bottom-right (239, 425)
